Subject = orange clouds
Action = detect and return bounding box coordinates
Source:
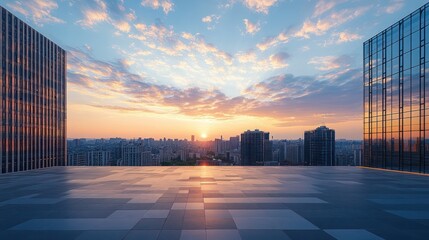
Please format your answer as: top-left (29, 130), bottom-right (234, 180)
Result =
top-left (7, 0), bottom-right (63, 26)
top-left (243, 19), bottom-right (261, 34)
top-left (141, 0), bottom-right (174, 14)
top-left (242, 0), bottom-right (278, 14)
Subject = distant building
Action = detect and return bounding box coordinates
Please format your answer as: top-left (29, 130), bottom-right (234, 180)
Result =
top-left (304, 126), bottom-right (335, 166)
top-left (215, 137), bottom-right (224, 156)
top-left (87, 151), bottom-right (111, 166)
top-left (240, 129), bottom-right (272, 165)
top-left (0, 7), bottom-right (67, 173)
top-left (121, 143), bottom-right (153, 166)
top-left (191, 135), bottom-right (195, 142)
top-left (284, 139), bottom-right (304, 165)
top-left (68, 152), bottom-right (87, 166)
top-left (229, 136), bottom-right (240, 150)
top-left (335, 140), bottom-right (362, 166)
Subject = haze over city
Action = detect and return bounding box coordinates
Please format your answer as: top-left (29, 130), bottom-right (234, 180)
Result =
top-left (1, 0), bottom-right (425, 140)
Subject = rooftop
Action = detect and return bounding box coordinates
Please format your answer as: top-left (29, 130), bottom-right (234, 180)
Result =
top-left (0, 166), bottom-right (428, 240)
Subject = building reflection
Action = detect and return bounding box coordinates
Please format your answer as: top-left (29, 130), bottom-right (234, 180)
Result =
top-left (364, 3), bottom-right (429, 173)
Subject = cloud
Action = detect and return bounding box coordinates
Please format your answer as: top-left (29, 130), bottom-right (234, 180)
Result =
top-left (294, 6), bottom-right (368, 38)
top-left (268, 52), bottom-right (289, 68)
top-left (254, 4), bottom-right (367, 51)
top-left (239, 51), bottom-right (289, 71)
top-left (313, 0), bottom-right (341, 17)
top-left (256, 32), bottom-right (288, 51)
top-left (243, 68), bottom-right (362, 126)
top-left (301, 46), bottom-right (310, 52)
top-left (202, 15), bottom-right (218, 23)
top-left (67, 48), bottom-right (246, 119)
top-left (335, 31), bottom-right (362, 43)
top-left (242, 0), bottom-right (279, 14)
top-left (133, 22), bottom-right (175, 41)
top-left (243, 19), bottom-right (261, 34)
top-left (201, 15), bottom-right (221, 30)
top-left (384, 0), bottom-right (403, 14)
top-left (68, 47), bottom-right (362, 128)
top-left (129, 22), bottom-right (233, 65)
top-left (308, 55), bottom-right (352, 71)
top-left (76, 0), bottom-right (135, 33)
top-left (236, 51), bottom-right (257, 63)
top-left (77, 0), bottom-right (108, 27)
top-left (141, 0), bottom-right (174, 14)
top-left (7, 0), bottom-right (64, 26)
top-left (321, 31), bottom-right (363, 46)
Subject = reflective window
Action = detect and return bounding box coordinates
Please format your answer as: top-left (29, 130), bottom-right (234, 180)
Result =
top-left (364, 4), bottom-right (429, 173)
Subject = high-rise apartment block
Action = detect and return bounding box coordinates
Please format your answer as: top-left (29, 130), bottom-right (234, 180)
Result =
top-left (304, 126), bottom-right (335, 166)
top-left (0, 7), bottom-right (67, 173)
top-left (240, 129), bottom-right (272, 165)
top-left (364, 3), bottom-right (429, 173)
top-left (284, 139), bottom-right (304, 165)
top-left (121, 142), bottom-right (155, 166)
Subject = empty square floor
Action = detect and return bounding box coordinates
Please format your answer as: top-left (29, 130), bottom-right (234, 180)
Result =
top-left (0, 166), bottom-right (429, 240)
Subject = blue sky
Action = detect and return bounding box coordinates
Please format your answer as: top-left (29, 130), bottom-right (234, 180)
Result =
top-left (1, 0), bottom-right (428, 140)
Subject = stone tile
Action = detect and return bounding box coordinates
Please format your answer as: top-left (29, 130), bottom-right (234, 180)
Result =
top-left (180, 230), bottom-right (206, 240)
top-left (151, 202), bottom-right (173, 210)
top-left (205, 217), bottom-right (237, 229)
top-left (324, 229), bottom-right (384, 240)
top-left (1, 166), bottom-right (429, 239)
top-left (11, 218), bottom-right (139, 230)
top-left (186, 203), bottom-right (204, 210)
top-left (144, 210), bottom-right (169, 218)
top-left (204, 197), bottom-right (326, 204)
top-left (109, 210), bottom-right (147, 219)
top-left (206, 229), bottom-right (241, 240)
top-left (132, 218), bottom-right (166, 230)
top-left (184, 210), bottom-right (205, 218)
top-left (239, 230), bottom-right (291, 240)
top-left (370, 198), bottom-right (429, 204)
top-left (385, 210), bottom-right (429, 219)
top-left (163, 217), bottom-right (184, 230)
top-left (233, 217), bottom-right (318, 230)
top-left (123, 230), bottom-right (160, 240)
top-left (172, 203), bottom-right (186, 210)
top-left (183, 217), bottom-right (206, 229)
top-left (75, 230), bottom-right (128, 240)
top-left (0, 230), bottom-right (81, 240)
top-left (205, 210), bottom-right (232, 218)
top-left (284, 230), bottom-right (335, 240)
top-left (158, 230), bottom-right (181, 240)
top-left (230, 209), bottom-right (318, 230)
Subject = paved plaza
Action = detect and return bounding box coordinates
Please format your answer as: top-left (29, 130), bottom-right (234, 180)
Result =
top-left (0, 166), bottom-right (428, 239)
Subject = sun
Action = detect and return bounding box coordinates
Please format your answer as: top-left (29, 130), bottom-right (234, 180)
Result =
top-left (200, 133), bottom-right (207, 139)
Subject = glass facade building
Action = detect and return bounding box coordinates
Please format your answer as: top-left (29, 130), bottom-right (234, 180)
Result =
top-left (0, 7), bottom-right (67, 173)
top-left (363, 3), bottom-right (429, 173)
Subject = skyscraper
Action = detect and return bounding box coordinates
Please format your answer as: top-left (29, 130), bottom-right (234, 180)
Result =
top-left (229, 136), bottom-right (239, 150)
top-left (284, 139), bottom-right (304, 165)
top-left (0, 7), bottom-right (67, 173)
top-left (214, 137), bottom-right (224, 156)
top-left (240, 129), bottom-right (271, 165)
top-left (363, 3), bottom-right (429, 173)
top-left (304, 126), bottom-right (335, 166)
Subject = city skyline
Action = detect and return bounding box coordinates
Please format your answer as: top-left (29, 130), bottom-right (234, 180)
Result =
top-left (1, 0), bottom-right (427, 140)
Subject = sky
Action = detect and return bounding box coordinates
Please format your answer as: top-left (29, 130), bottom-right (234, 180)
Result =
top-left (1, 0), bottom-right (428, 140)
